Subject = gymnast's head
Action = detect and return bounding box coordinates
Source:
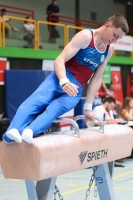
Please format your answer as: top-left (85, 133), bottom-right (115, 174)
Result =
top-left (102, 15), bottom-right (129, 44)
top-left (105, 15), bottom-right (129, 33)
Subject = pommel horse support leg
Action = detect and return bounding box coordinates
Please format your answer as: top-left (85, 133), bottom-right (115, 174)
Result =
top-left (0, 115), bottom-right (133, 200)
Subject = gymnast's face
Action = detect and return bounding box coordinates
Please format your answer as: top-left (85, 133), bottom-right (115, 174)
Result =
top-left (102, 22), bottom-right (125, 45)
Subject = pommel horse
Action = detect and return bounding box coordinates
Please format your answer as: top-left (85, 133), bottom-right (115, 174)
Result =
top-left (0, 115), bottom-right (133, 200)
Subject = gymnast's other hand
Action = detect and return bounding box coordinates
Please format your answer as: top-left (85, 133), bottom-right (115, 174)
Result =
top-left (62, 82), bottom-right (79, 96)
top-left (84, 110), bottom-right (94, 122)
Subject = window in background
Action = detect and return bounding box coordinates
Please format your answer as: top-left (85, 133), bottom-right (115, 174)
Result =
top-left (91, 12), bottom-right (97, 21)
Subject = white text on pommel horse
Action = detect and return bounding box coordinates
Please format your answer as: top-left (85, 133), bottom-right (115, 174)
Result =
top-left (87, 149), bottom-right (108, 162)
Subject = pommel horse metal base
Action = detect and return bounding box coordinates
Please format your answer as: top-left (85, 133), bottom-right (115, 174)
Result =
top-left (0, 115), bottom-right (133, 200)
top-left (25, 162), bottom-right (115, 200)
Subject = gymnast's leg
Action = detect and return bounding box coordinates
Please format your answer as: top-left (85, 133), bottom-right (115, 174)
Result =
top-left (21, 91), bottom-right (82, 144)
top-left (3, 71), bottom-right (62, 143)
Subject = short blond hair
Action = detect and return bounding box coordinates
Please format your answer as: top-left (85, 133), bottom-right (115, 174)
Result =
top-left (105, 15), bottom-right (129, 34)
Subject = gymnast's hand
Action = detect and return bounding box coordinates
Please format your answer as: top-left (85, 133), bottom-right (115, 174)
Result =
top-left (62, 82), bottom-right (79, 96)
top-left (84, 110), bottom-right (94, 122)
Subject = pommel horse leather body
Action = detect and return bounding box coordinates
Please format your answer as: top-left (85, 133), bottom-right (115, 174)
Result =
top-left (0, 124), bottom-right (133, 181)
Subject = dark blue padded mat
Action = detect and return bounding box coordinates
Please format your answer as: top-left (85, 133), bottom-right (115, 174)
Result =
top-left (4, 70), bottom-right (51, 121)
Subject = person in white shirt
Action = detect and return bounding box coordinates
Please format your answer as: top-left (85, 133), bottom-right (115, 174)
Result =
top-left (93, 96), bottom-right (117, 125)
top-left (23, 17), bottom-right (34, 47)
top-left (0, 8), bottom-right (19, 39)
top-left (101, 93), bottom-right (116, 119)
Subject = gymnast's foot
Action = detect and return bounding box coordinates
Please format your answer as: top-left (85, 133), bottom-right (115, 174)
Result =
top-left (22, 128), bottom-right (33, 144)
top-left (6, 128), bottom-right (22, 143)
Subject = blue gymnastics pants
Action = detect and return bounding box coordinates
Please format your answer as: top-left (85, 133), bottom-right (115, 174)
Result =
top-left (3, 69), bottom-right (83, 143)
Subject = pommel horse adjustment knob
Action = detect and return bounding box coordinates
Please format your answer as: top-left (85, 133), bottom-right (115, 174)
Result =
top-left (54, 115), bottom-right (104, 137)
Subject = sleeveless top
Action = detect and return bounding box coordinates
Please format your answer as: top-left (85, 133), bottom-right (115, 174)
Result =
top-left (129, 109), bottom-right (133, 117)
top-left (65, 29), bottom-right (110, 88)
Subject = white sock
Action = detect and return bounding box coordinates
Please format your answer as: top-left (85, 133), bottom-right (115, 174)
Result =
top-left (22, 129), bottom-right (33, 144)
top-left (6, 128), bottom-right (22, 143)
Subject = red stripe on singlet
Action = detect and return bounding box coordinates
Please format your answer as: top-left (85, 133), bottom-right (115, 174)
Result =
top-left (88, 31), bottom-right (110, 50)
top-left (66, 58), bottom-right (94, 88)
top-left (89, 31), bottom-right (95, 48)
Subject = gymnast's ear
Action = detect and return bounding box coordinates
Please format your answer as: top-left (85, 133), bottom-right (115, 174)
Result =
top-left (105, 22), bottom-right (111, 28)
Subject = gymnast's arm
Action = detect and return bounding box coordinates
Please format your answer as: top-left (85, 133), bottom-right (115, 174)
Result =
top-left (84, 44), bottom-right (114, 121)
top-left (54, 29), bottom-right (92, 96)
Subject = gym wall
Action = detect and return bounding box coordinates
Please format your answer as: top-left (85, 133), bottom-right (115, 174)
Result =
top-left (0, 0), bottom-right (114, 21)
top-left (0, 0), bottom-right (114, 40)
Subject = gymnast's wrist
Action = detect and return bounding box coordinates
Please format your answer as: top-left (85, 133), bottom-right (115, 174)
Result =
top-left (59, 77), bottom-right (70, 87)
top-left (83, 103), bottom-right (92, 111)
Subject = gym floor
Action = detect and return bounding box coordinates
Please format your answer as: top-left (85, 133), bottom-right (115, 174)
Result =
top-left (0, 157), bottom-right (133, 200)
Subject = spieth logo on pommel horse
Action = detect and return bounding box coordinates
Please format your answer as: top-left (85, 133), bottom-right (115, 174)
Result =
top-left (79, 149), bottom-right (108, 165)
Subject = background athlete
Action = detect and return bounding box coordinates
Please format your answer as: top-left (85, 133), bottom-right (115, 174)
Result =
top-left (3, 15), bottom-right (129, 144)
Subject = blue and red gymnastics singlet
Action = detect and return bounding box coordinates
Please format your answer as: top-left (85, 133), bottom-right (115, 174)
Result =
top-left (65, 29), bottom-right (110, 88)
